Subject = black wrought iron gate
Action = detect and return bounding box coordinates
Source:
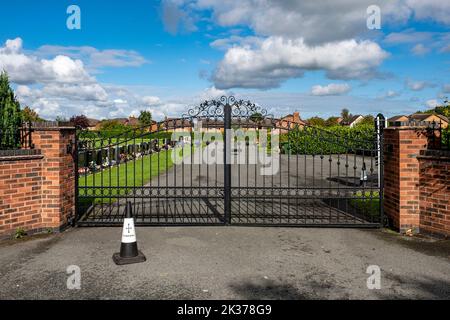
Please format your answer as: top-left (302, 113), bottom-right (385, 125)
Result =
top-left (76, 96), bottom-right (385, 227)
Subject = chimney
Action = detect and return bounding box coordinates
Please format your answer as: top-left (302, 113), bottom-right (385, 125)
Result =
top-left (293, 112), bottom-right (300, 123)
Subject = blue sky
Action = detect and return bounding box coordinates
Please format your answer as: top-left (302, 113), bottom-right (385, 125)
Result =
top-left (0, 0), bottom-right (449, 120)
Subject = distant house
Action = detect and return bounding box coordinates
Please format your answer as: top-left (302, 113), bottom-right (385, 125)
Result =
top-left (149, 120), bottom-right (159, 133)
top-left (87, 118), bottom-right (101, 131)
top-left (387, 115), bottom-right (409, 127)
top-left (109, 118), bottom-right (128, 125)
top-left (340, 115), bottom-right (365, 127)
top-left (276, 112), bottom-right (306, 133)
top-left (106, 117), bottom-right (139, 126)
top-left (409, 113), bottom-right (448, 129)
top-left (387, 113), bottom-right (449, 129)
top-left (164, 117), bottom-right (193, 133)
top-left (123, 116), bottom-right (140, 127)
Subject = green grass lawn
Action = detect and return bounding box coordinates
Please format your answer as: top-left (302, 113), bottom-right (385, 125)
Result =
top-left (79, 149), bottom-right (172, 192)
top-left (350, 191), bottom-right (381, 218)
top-left (78, 145), bottom-right (195, 200)
top-left (78, 149), bottom-right (175, 208)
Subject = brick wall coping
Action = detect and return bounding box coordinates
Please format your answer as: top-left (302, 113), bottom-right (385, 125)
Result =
top-left (0, 149), bottom-right (42, 158)
top-left (418, 149), bottom-right (450, 161)
top-left (384, 126), bottom-right (430, 131)
top-left (28, 121), bottom-right (75, 131)
top-left (0, 154), bottom-right (44, 162)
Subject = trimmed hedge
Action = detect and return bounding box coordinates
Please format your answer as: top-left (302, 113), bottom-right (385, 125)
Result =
top-left (443, 127), bottom-right (450, 149)
top-left (281, 124), bottom-right (376, 155)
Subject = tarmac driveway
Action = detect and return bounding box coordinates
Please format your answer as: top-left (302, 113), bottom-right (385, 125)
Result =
top-left (0, 227), bottom-right (449, 300)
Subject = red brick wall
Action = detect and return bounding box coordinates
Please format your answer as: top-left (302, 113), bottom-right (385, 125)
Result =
top-left (0, 125), bottom-right (76, 239)
top-left (418, 151), bottom-right (450, 238)
top-left (383, 127), bottom-right (430, 232)
top-left (0, 156), bottom-right (43, 236)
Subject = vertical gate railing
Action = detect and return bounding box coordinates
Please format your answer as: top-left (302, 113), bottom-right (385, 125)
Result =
top-left (223, 101), bottom-right (232, 225)
top-left (376, 114), bottom-right (385, 227)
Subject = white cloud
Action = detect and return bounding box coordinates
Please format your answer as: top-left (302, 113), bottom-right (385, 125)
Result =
top-left (113, 99), bottom-right (128, 104)
top-left (411, 43), bottom-right (430, 56)
top-left (443, 84), bottom-right (450, 93)
top-left (142, 96), bottom-right (162, 105)
top-left (0, 38), bottom-right (121, 119)
top-left (384, 30), bottom-right (435, 44)
top-left (42, 83), bottom-right (108, 102)
top-left (210, 36), bottom-right (262, 50)
top-left (426, 99), bottom-right (439, 108)
top-left (164, 1), bottom-right (449, 45)
top-left (384, 30), bottom-right (450, 54)
top-left (212, 37), bottom-right (389, 89)
top-left (383, 90), bottom-right (400, 98)
top-left (199, 86), bottom-right (227, 100)
top-left (405, 79), bottom-right (434, 91)
top-left (159, 1), bottom-right (448, 92)
top-left (16, 85), bottom-right (33, 98)
top-left (36, 45), bottom-right (149, 70)
top-left (192, 0), bottom-right (416, 44)
top-left (311, 83), bottom-right (351, 96)
top-left (406, 0), bottom-right (450, 25)
top-left (0, 38), bottom-right (165, 121)
top-left (32, 98), bottom-right (62, 119)
top-left (0, 38), bottom-right (94, 85)
top-left (161, 0), bottom-right (198, 35)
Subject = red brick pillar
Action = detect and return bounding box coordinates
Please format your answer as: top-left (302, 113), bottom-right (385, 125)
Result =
top-left (418, 150), bottom-right (450, 238)
top-left (383, 127), bottom-right (432, 233)
top-left (31, 123), bottom-right (76, 231)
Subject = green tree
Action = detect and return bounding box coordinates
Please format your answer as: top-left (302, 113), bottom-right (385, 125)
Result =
top-left (250, 112), bottom-right (264, 122)
top-left (55, 116), bottom-right (68, 122)
top-left (22, 106), bottom-right (44, 123)
top-left (307, 116), bottom-right (326, 127)
top-left (431, 97), bottom-right (450, 118)
top-left (0, 71), bottom-right (22, 149)
top-left (358, 115), bottom-right (375, 126)
top-left (341, 108), bottom-right (352, 123)
top-left (70, 115), bottom-right (90, 129)
top-left (98, 120), bottom-right (129, 137)
top-left (325, 116), bottom-right (340, 127)
top-left (138, 110), bottom-right (153, 127)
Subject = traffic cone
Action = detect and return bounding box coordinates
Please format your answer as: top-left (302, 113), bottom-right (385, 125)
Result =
top-left (113, 202), bottom-right (146, 265)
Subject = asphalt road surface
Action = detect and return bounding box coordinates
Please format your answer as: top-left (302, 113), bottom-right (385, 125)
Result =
top-left (1, 227), bottom-right (449, 299)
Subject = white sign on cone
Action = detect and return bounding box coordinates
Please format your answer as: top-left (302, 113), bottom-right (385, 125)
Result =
top-left (121, 218), bottom-right (137, 243)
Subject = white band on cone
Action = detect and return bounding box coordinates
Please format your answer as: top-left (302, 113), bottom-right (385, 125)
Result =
top-left (121, 218), bottom-right (137, 243)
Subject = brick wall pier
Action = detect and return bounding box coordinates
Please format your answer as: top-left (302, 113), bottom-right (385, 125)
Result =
top-left (0, 123), bottom-right (76, 239)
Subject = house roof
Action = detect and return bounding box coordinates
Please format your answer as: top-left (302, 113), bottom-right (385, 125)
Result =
top-left (107, 117), bottom-right (141, 126)
top-left (387, 115), bottom-right (408, 122)
top-left (110, 118), bottom-right (128, 124)
top-left (280, 113), bottom-right (306, 125)
top-left (341, 115), bottom-right (363, 125)
top-left (409, 113), bottom-right (432, 121)
top-left (126, 117), bottom-right (140, 126)
top-left (87, 118), bottom-right (100, 127)
top-left (164, 118), bottom-right (193, 129)
top-left (409, 113), bottom-right (449, 123)
top-left (437, 114), bottom-right (449, 123)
